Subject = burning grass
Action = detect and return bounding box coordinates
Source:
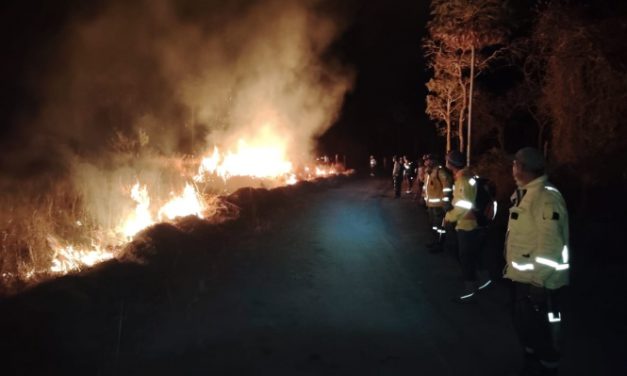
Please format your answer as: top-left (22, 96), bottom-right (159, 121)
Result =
top-left (0, 150), bottom-right (350, 296)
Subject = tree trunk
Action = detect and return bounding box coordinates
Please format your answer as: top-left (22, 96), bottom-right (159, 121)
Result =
top-left (457, 68), bottom-right (467, 153)
top-left (446, 97), bottom-right (452, 153)
top-left (467, 46), bottom-right (475, 166)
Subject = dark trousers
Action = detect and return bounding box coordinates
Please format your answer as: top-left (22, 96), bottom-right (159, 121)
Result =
top-left (457, 228), bottom-right (487, 281)
top-left (512, 282), bottom-right (562, 363)
top-left (405, 175), bottom-right (415, 190)
top-left (392, 176), bottom-right (402, 197)
top-left (427, 206), bottom-right (445, 242)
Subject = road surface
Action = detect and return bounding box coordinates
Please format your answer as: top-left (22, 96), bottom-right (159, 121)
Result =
top-left (1, 176), bottom-right (624, 375)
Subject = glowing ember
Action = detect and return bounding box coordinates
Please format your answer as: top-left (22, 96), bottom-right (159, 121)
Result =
top-left (315, 166), bottom-right (336, 177)
top-left (48, 236), bottom-right (115, 275)
top-left (158, 183), bottom-right (206, 220)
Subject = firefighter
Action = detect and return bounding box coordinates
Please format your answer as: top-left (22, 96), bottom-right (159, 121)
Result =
top-left (423, 154), bottom-right (453, 253)
top-left (505, 147), bottom-right (569, 376)
top-left (415, 154), bottom-right (429, 205)
top-left (443, 150), bottom-right (488, 303)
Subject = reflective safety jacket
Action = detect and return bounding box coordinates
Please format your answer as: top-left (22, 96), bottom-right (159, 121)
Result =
top-left (424, 166), bottom-right (453, 208)
top-left (444, 168), bottom-right (478, 231)
top-left (504, 175), bottom-right (569, 290)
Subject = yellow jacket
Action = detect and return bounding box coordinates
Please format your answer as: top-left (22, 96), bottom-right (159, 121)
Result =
top-left (424, 166), bottom-right (453, 208)
top-left (444, 168), bottom-right (478, 231)
top-left (504, 175), bottom-right (569, 289)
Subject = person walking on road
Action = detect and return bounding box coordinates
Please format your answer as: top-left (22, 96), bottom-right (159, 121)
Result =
top-left (504, 147), bottom-right (570, 376)
top-left (443, 150), bottom-right (488, 303)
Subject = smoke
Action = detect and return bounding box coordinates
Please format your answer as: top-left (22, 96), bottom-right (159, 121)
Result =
top-left (0, 0), bottom-right (354, 250)
top-left (34, 0), bottom-right (352, 161)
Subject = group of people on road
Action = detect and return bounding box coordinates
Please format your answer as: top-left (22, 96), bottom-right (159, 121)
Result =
top-left (387, 155), bottom-right (418, 198)
top-left (374, 147), bottom-right (570, 375)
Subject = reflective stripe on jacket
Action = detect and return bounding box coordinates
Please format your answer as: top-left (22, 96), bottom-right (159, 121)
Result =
top-left (504, 175), bottom-right (569, 289)
top-left (444, 168), bottom-right (478, 231)
top-left (425, 166), bottom-right (452, 208)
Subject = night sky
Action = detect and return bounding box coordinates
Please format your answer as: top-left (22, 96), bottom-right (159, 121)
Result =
top-left (319, 0), bottom-right (434, 162)
top-left (0, 0), bottom-right (433, 169)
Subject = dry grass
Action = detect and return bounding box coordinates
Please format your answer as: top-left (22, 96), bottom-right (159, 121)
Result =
top-left (0, 176), bottom-right (93, 293)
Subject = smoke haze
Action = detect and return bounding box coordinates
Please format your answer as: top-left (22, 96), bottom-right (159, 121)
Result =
top-left (0, 0), bottom-right (354, 250)
top-left (2, 0), bottom-right (353, 170)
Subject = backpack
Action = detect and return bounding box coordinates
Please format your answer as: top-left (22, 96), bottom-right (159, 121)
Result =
top-left (472, 176), bottom-right (497, 227)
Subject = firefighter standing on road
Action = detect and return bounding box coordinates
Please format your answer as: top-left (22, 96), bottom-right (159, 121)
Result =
top-left (443, 150), bottom-right (488, 303)
top-left (415, 154), bottom-right (429, 205)
top-left (424, 154), bottom-right (453, 253)
top-left (505, 147), bottom-right (569, 376)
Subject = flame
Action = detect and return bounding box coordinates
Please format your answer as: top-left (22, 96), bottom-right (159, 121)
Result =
top-left (48, 236), bottom-right (115, 275)
top-left (120, 182), bottom-right (155, 238)
top-left (158, 183), bottom-right (205, 220)
top-left (315, 165), bottom-right (336, 177)
top-left (195, 139), bottom-right (293, 181)
top-left (31, 136), bottom-right (346, 278)
top-left (286, 174), bottom-right (298, 185)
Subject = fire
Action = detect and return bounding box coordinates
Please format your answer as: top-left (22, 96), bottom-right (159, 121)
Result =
top-left (315, 166), bottom-right (336, 177)
top-left (286, 174), bottom-right (298, 185)
top-left (158, 183), bottom-right (206, 220)
top-left (43, 181), bottom-right (208, 276)
top-left (48, 236), bottom-right (115, 274)
top-left (120, 182), bottom-right (155, 238)
top-left (195, 139), bottom-right (293, 181)
top-left (9, 136), bottom-right (346, 279)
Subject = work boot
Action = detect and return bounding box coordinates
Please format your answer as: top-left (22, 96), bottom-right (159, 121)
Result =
top-left (453, 281), bottom-right (478, 304)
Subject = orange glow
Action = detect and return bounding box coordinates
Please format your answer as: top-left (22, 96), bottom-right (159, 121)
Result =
top-left (33, 135), bottom-right (345, 277)
top-left (286, 174), bottom-right (298, 185)
top-left (158, 183), bottom-right (206, 220)
top-left (120, 182), bottom-right (155, 239)
top-left (196, 139), bottom-right (293, 181)
top-left (315, 165), bottom-right (336, 177)
top-left (48, 236), bottom-right (115, 275)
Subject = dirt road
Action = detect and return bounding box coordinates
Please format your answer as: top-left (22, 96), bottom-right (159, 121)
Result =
top-left (1, 176), bottom-right (623, 375)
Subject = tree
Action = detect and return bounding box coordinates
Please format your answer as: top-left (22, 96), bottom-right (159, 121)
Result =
top-left (539, 3), bottom-right (626, 163)
top-left (424, 41), bottom-right (466, 152)
top-left (425, 0), bottom-right (508, 165)
top-left (516, 0), bottom-right (627, 215)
